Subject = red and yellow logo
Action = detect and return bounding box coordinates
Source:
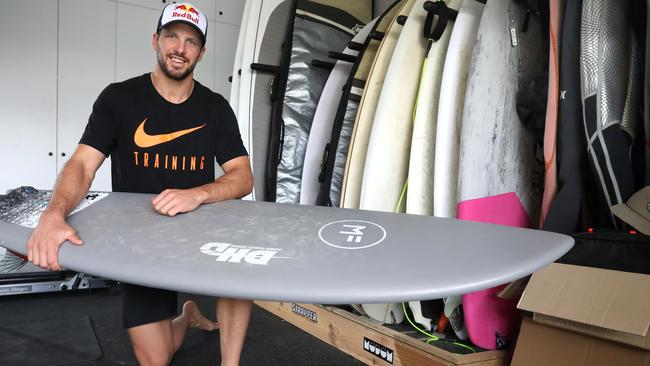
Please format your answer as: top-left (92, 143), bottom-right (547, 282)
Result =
top-left (173, 4), bottom-right (200, 24)
top-left (175, 4), bottom-right (200, 16)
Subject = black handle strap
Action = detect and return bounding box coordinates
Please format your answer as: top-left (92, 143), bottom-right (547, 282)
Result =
top-left (311, 59), bottom-right (336, 70)
top-left (328, 51), bottom-right (357, 63)
top-left (250, 63), bottom-right (280, 74)
top-left (423, 1), bottom-right (459, 41)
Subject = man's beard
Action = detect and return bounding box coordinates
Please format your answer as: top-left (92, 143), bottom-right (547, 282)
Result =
top-left (157, 51), bottom-right (197, 81)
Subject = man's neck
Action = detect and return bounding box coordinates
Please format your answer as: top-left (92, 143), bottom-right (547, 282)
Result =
top-left (150, 70), bottom-right (194, 104)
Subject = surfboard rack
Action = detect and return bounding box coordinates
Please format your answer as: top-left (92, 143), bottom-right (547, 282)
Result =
top-left (250, 63), bottom-right (280, 74)
top-left (327, 51), bottom-right (357, 64)
top-left (311, 59), bottom-right (336, 71)
top-left (370, 30), bottom-right (385, 41)
top-left (423, 1), bottom-right (459, 41)
top-left (347, 41), bottom-right (364, 52)
top-left (256, 301), bottom-right (506, 366)
top-left (0, 272), bottom-right (114, 296)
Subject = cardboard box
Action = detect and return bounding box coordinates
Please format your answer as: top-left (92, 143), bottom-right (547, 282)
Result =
top-left (517, 263), bottom-right (650, 350)
top-left (511, 317), bottom-right (650, 366)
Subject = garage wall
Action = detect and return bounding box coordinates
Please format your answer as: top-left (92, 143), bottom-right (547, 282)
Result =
top-left (0, 0), bottom-right (244, 193)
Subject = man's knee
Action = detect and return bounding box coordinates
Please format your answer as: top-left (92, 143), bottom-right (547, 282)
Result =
top-left (133, 344), bottom-right (174, 366)
top-left (128, 321), bottom-right (175, 366)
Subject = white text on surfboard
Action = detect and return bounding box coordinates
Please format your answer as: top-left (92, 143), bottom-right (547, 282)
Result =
top-left (200, 242), bottom-right (283, 266)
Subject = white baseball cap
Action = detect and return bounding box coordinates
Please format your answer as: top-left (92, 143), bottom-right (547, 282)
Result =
top-left (157, 2), bottom-right (208, 45)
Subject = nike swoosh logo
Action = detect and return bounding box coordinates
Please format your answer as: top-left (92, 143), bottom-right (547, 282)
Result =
top-left (134, 118), bottom-right (206, 148)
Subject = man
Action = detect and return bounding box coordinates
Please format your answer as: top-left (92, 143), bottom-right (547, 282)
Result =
top-left (27, 3), bottom-right (253, 365)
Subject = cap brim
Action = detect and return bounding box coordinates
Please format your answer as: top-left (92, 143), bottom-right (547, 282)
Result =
top-left (611, 203), bottom-right (650, 235)
top-left (159, 20), bottom-right (206, 45)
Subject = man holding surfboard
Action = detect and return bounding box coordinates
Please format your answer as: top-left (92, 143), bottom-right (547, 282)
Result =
top-left (26, 3), bottom-right (254, 366)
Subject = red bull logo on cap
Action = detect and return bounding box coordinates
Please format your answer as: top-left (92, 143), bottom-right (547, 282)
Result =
top-left (159, 2), bottom-right (207, 41)
top-left (172, 4), bottom-right (200, 25)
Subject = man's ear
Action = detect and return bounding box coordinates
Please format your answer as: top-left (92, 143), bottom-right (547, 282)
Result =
top-left (198, 45), bottom-right (206, 62)
top-left (152, 32), bottom-right (160, 50)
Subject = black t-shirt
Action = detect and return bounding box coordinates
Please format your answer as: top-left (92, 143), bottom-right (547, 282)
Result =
top-left (80, 73), bottom-right (247, 194)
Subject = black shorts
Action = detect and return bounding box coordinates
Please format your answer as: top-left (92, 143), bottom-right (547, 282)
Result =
top-left (122, 283), bottom-right (178, 329)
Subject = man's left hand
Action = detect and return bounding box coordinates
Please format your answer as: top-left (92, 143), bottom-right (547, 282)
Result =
top-left (152, 188), bottom-right (207, 216)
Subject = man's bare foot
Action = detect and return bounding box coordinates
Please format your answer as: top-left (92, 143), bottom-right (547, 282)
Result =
top-left (182, 300), bottom-right (219, 331)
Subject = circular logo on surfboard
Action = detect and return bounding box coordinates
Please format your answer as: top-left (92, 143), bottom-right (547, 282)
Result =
top-left (318, 220), bottom-right (386, 250)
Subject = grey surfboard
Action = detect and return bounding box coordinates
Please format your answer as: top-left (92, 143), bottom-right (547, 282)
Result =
top-left (0, 190), bottom-right (573, 304)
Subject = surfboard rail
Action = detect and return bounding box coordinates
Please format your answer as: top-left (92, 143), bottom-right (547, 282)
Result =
top-left (0, 190), bottom-right (573, 304)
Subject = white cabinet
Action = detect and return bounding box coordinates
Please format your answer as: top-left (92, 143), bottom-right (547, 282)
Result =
top-left (216, 0), bottom-right (246, 26)
top-left (58, 0), bottom-right (116, 192)
top-left (118, 0), bottom-right (216, 21)
top-left (116, 3), bottom-right (163, 83)
top-left (210, 22), bottom-right (240, 97)
top-left (0, 1), bottom-right (58, 193)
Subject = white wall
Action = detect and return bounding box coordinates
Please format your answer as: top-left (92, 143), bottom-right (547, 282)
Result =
top-left (0, 0), bottom-right (244, 193)
top-left (0, 1), bottom-right (58, 192)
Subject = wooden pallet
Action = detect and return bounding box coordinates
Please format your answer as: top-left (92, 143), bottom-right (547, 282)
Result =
top-left (255, 301), bottom-right (506, 366)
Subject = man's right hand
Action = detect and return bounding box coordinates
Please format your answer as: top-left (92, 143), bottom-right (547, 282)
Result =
top-left (27, 213), bottom-right (84, 271)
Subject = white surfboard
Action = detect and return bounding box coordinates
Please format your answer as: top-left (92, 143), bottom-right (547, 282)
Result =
top-left (456, 0), bottom-right (546, 350)
top-left (427, 2), bottom-right (484, 336)
top-left (407, 0), bottom-right (461, 216)
top-left (432, 0), bottom-right (484, 219)
top-left (299, 19), bottom-right (377, 205)
top-left (360, 0), bottom-right (429, 213)
top-left (405, 0), bottom-right (462, 332)
top-left (339, 0), bottom-right (413, 210)
top-left (359, 0), bottom-right (430, 324)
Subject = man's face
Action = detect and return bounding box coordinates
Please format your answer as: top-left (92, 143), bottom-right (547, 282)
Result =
top-left (154, 22), bottom-right (205, 81)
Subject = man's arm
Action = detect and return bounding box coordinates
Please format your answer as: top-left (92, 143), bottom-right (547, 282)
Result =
top-left (152, 155), bottom-right (253, 216)
top-left (27, 144), bottom-right (106, 271)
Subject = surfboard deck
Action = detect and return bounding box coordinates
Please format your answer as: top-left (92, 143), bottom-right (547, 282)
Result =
top-left (300, 18), bottom-right (377, 205)
top-left (406, 0), bottom-right (462, 332)
top-left (456, 0), bottom-right (546, 350)
top-left (407, 0), bottom-right (461, 217)
top-left (433, 0), bottom-right (485, 219)
top-left (0, 190), bottom-right (573, 304)
top-left (360, 0), bottom-right (430, 214)
top-left (340, 0), bottom-right (413, 210)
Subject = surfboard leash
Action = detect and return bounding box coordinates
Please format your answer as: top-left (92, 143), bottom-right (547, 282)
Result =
top-left (400, 302), bottom-right (478, 354)
top-left (396, 178), bottom-right (409, 213)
